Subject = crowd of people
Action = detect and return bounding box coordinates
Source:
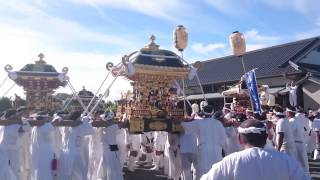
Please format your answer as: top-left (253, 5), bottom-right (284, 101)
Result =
top-left (0, 103), bottom-right (319, 180)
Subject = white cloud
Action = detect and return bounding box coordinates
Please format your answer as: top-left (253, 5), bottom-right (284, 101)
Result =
top-left (191, 42), bottom-right (226, 54)
top-left (295, 29), bottom-right (320, 40)
top-left (244, 29), bottom-right (280, 51)
top-left (0, 1), bottom-right (134, 101)
top-left (0, 1), bottom-right (133, 49)
top-left (245, 29), bottom-right (279, 43)
top-left (68, 0), bottom-right (190, 22)
top-left (205, 0), bottom-right (253, 16)
top-left (263, 0), bottom-right (320, 16)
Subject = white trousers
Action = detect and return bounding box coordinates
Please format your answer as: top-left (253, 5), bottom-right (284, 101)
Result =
top-left (180, 153), bottom-right (198, 180)
top-left (295, 142), bottom-right (309, 175)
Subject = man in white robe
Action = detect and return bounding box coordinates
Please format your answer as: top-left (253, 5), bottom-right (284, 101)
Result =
top-left (96, 111), bottom-right (123, 180)
top-left (180, 103), bottom-right (201, 180)
top-left (200, 119), bottom-right (309, 180)
top-left (30, 113), bottom-right (58, 180)
top-left (312, 110), bottom-right (320, 160)
top-left (151, 131), bottom-right (168, 170)
top-left (141, 131), bottom-right (154, 165)
top-left (127, 133), bottom-right (141, 172)
top-left (0, 110), bottom-right (31, 179)
top-left (182, 105), bottom-right (227, 179)
top-left (0, 148), bottom-right (18, 180)
top-left (223, 111), bottom-right (241, 155)
top-left (274, 106), bottom-right (296, 159)
top-left (166, 133), bottom-right (181, 180)
top-left (0, 109), bottom-right (30, 180)
top-left (58, 112), bottom-right (94, 180)
top-left (287, 108), bottom-right (309, 174)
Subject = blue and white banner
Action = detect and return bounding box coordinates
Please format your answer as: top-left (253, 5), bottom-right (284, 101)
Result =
top-left (245, 70), bottom-right (261, 114)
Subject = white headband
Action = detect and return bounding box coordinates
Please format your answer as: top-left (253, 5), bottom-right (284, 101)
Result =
top-left (238, 126), bottom-right (266, 134)
top-left (286, 108), bottom-right (295, 113)
top-left (273, 110), bottom-right (284, 116)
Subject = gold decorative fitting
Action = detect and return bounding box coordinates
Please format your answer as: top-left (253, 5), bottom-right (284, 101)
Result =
top-left (4, 64), bottom-right (13, 72)
top-left (106, 62), bottom-right (114, 71)
top-left (142, 35), bottom-right (160, 51)
top-left (36, 53), bottom-right (47, 64)
top-left (62, 67), bottom-right (69, 74)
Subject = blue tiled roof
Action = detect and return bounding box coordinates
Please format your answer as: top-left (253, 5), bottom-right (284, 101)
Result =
top-left (187, 37), bottom-right (319, 86)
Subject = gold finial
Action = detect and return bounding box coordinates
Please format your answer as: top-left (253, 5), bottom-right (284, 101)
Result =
top-left (36, 53), bottom-right (47, 64)
top-left (150, 35), bottom-right (156, 43)
top-left (142, 35), bottom-right (159, 51)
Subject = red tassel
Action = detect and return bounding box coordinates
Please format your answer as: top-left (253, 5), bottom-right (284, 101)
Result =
top-left (51, 154), bottom-right (57, 177)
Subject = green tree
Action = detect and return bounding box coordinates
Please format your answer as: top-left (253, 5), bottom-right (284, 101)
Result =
top-left (104, 101), bottom-right (118, 112)
top-left (0, 97), bottom-right (12, 112)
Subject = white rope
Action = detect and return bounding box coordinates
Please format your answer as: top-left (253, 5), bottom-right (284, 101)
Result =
top-left (0, 76), bottom-right (8, 90)
top-left (66, 79), bottom-right (88, 113)
top-left (2, 83), bottom-right (15, 97)
top-left (195, 72), bottom-right (207, 102)
top-left (61, 94), bottom-right (76, 111)
top-left (88, 70), bottom-right (122, 116)
top-left (85, 71), bottom-right (111, 111)
top-left (182, 79), bottom-right (187, 114)
top-left (179, 56), bottom-right (207, 102)
top-left (89, 76), bottom-right (120, 115)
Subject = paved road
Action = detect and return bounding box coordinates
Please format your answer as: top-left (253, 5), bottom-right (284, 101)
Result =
top-left (124, 161), bottom-right (168, 180)
top-left (124, 158), bottom-right (320, 180)
top-left (310, 158), bottom-right (320, 180)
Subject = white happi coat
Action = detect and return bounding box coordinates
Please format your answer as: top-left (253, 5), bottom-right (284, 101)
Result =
top-left (312, 118), bottom-right (320, 160)
top-left (0, 148), bottom-right (18, 180)
top-left (167, 133), bottom-right (181, 180)
top-left (97, 124), bottom-right (123, 180)
top-left (58, 120), bottom-right (94, 180)
top-left (275, 118), bottom-right (296, 159)
top-left (306, 120), bottom-right (316, 153)
top-left (154, 131), bottom-right (167, 152)
top-left (88, 128), bottom-right (103, 180)
top-left (30, 123), bottom-right (57, 180)
top-left (224, 126), bottom-right (241, 155)
top-left (289, 114), bottom-right (309, 174)
top-left (183, 118), bottom-right (227, 179)
top-left (200, 147), bottom-right (310, 180)
top-left (116, 128), bottom-right (128, 169)
top-left (128, 134), bottom-right (141, 151)
top-left (0, 123), bottom-right (30, 180)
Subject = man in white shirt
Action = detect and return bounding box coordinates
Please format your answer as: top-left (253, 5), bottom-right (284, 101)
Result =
top-left (179, 103), bottom-right (201, 180)
top-left (312, 110), bottom-right (320, 160)
top-left (182, 105), bottom-right (226, 179)
top-left (287, 108), bottom-right (309, 174)
top-left (200, 119), bottom-right (310, 180)
top-left (274, 106), bottom-right (296, 159)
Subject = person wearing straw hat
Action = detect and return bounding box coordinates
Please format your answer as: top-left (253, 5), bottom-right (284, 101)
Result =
top-left (274, 106), bottom-right (296, 159)
top-left (200, 119), bottom-right (309, 180)
top-left (287, 107), bottom-right (309, 175)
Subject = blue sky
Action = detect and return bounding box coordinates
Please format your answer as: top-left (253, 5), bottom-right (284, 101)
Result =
top-left (0, 0), bottom-right (319, 100)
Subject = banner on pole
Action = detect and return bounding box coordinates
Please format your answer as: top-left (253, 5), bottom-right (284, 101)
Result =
top-left (245, 70), bottom-right (261, 114)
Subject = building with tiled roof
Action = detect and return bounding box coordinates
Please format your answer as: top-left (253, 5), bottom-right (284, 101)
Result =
top-left (186, 36), bottom-right (320, 110)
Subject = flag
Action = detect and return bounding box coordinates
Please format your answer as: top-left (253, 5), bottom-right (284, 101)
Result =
top-left (245, 70), bottom-right (261, 114)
